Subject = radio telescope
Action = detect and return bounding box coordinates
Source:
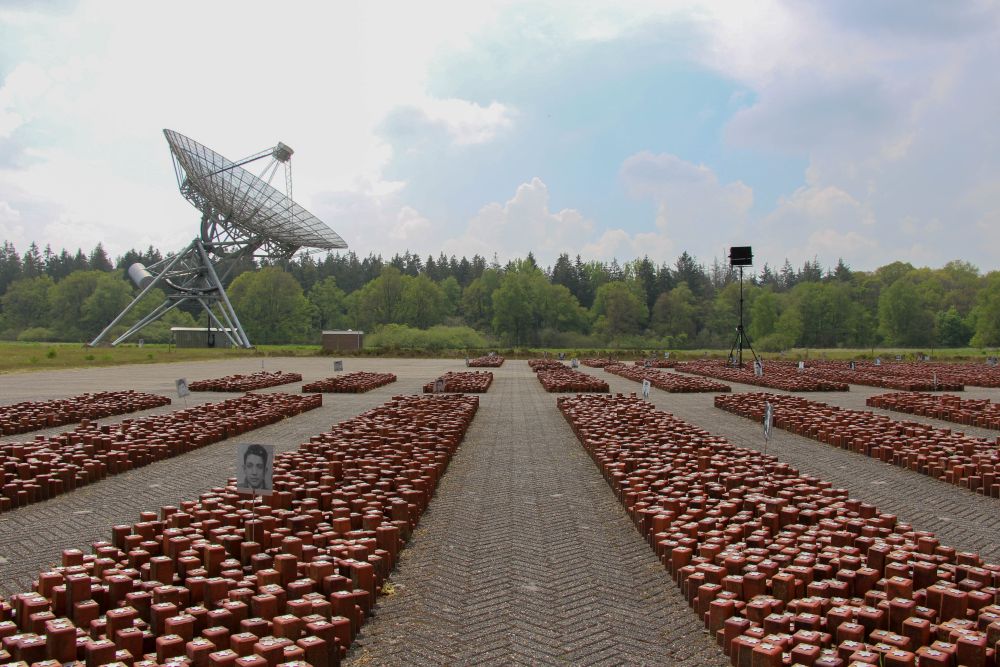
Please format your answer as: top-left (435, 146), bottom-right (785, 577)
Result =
top-left (90, 129), bottom-right (347, 348)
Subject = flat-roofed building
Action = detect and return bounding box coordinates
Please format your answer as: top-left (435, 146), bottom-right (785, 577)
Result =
top-left (322, 330), bottom-right (364, 352)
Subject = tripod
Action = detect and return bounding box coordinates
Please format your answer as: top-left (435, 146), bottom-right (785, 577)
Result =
top-left (728, 265), bottom-right (760, 368)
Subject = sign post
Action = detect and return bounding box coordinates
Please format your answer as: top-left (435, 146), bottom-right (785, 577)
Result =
top-left (334, 360), bottom-right (343, 372)
top-left (763, 400), bottom-right (773, 456)
top-left (175, 378), bottom-right (190, 408)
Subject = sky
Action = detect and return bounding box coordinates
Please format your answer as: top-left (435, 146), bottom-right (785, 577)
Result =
top-left (1, 0), bottom-right (999, 273)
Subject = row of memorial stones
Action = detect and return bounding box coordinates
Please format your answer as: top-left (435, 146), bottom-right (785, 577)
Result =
top-left (0, 371), bottom-right (493, 514)
top-left (559, 393), bottom-right (1000, 667)
top-left (0, 392), bottom-right (480, 667)
top-left (0, 366), bottom-right (492, 665)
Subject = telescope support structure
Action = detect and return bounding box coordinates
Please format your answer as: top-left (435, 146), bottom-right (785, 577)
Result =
top-left (89, 238), bottom-right (253, 348)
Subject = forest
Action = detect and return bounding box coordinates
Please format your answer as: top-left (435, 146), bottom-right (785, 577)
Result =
top-left (1, 239), bottom-right (1000, 351)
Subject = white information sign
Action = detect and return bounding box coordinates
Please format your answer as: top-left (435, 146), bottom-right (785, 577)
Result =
top-left (642, 379), bottom-right (651, 400)
top-left (334, 360), bottom-right (344, 372)
top-left (175, 378), bottom-right (190, 398)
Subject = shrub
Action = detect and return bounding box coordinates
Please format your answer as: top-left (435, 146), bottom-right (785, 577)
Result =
top-left (17, 327), bottom-right (56, 342)
top-left (756, 331), bottom-right (796, 353)
top-left (368, 324), bottom-right (489, 351)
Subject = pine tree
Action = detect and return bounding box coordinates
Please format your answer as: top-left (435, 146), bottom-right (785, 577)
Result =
top-left (779, 259), bottom-right (796, 291)
top-left (0, 241), bottom-right (22, 293)
top-left (89, 243), bottom-right (113, 271)
top-left (22, 242), bottom-right (43, 278)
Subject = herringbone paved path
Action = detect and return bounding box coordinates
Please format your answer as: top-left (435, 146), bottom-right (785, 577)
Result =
top-left (347, 363), bottom-right (727, 667)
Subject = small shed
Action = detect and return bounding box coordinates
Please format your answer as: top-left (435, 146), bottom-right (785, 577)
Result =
top-left (322, 330), bottom-right (364, 352)
top-left (171, 327), bottom-right (235, 348)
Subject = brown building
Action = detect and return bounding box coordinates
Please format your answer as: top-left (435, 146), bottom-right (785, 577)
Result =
top-left (322, 330), bottom-right (364, 352)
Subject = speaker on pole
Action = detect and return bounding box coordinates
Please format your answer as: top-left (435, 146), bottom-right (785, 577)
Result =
top-left (727, 245), bottom-right (759, 367)
top-left (728, 246), bottom-right (753, 267)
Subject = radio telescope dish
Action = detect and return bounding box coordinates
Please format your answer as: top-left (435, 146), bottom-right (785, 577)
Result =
top-left (90, 129), bottom-right (347, 349)
top-left (164, 130), bottom-right (346, 252)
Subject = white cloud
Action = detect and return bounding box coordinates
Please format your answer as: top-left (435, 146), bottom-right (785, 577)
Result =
top-left (390, 206), bottom-right (432, 242)
top-left (619, 151), bottom-right (753, 260)
top-left (0, 199), bottom-right (24, 242)
top-left (0, 62), bottom-right (54, 138)
top-left (622, 151), bottom-right (752, 215)
top-left (759, 184), bottom-right (880, 266)
top-left (444, 177), bottom-right (594, 263)
top-left (0, 146), bottom-right (190, 256)
top-left (385, 98), bottom-right (514, 147)
top-left (580, 228), bottom-right (676, 264)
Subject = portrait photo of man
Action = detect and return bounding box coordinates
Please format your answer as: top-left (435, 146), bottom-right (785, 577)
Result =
top-left (236, 443), bottom-right (274, 495)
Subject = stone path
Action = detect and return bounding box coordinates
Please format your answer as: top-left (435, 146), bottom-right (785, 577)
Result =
top-left (347, 361), bottom-right (726, 666)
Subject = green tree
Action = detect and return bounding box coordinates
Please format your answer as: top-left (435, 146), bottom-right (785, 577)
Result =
top-left (937, 260), bottom-right (981, 315)
top-left (675, 252), bottom-right (711, 297)
top-left (1, 275), bottom-right (54, 332)
top-left (706, 282), bottom-right (744, 344)
top-left (748, 289), bottom-right (779, 341)
top-left (89, 243), bottom-right (113, 272)
top-left (439, 276), bottom-right (462, 317)
top-left (0, 241), bottom-right (23, 295)
top-left (935, 306), bottom-right (972, 347)
top-left (228, 267), bottom-right (314, 343)
top-left (874, 261), bottom-right (915, 287)
top-left (970, 273), bottom-right (1000, 346)
top-left (22, 242), bottom-right (43, 278)
top-left (49, 270), bottom-right (103, 340)
top-left (399, 274), bottom-right (447, 328)
top-left (350, 266), bottom-right (407, 330)
top-left (592, 281), bottom-right (648, 337)
top-left (80, 273), bottom-right (133, 337)
top-left (492, 269), bottom-right (536, 345)
top-left (651, 282), bottom-right (697, 343)
top-left (490, 263), bottom-right (587, 345)
top-left (308, 277), bottom-right (348, 330)
top-left (461, 269), bottom-right (501, 330)
top-left (773, 305), bottom-right (804, 348)
top-left (878, 277), bottom-right (934, 346)
top-left (537, 282), bottom-right (589, 335)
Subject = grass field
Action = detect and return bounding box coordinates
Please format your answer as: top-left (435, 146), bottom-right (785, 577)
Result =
top-left (0, 342), bottom-right (320, 374)
top-left (0, 341), bottom-right (996, 374)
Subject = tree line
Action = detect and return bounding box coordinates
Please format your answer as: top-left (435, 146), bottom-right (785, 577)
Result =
top-left (2, 239), bottom-right (1000, 349)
